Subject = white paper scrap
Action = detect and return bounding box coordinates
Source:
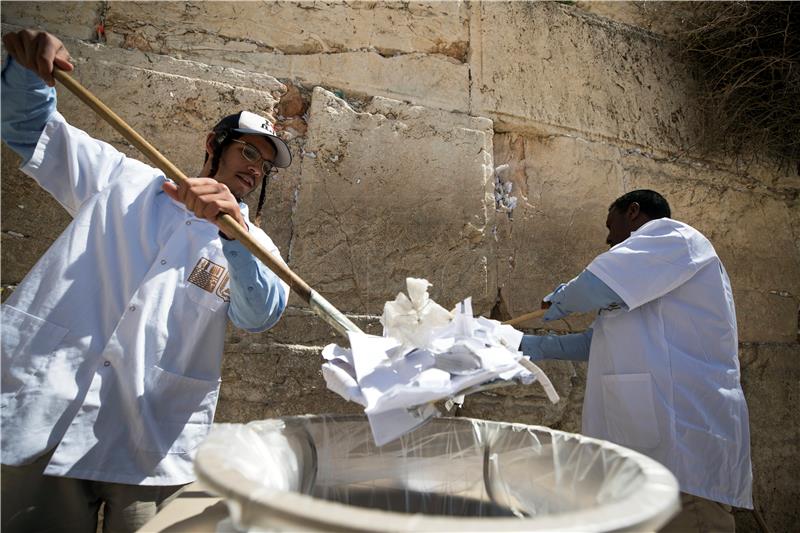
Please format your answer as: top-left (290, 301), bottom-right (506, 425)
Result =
top-left (322, 277), bottom-right (559, 445)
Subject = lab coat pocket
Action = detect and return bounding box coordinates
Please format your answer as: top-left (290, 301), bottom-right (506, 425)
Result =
top-left (138, 365), bottom-right (220, 455)
top-left (601, 373), bottom-right (661, 450)
top-left (1, 305), bottom-right (69, 394)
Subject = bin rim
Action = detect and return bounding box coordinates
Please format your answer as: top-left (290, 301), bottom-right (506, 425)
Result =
top-left (195, 414), bottom-right (680, 532)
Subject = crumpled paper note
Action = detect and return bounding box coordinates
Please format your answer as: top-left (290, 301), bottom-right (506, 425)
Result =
top-left (321, 278), bottom-right (559, 445)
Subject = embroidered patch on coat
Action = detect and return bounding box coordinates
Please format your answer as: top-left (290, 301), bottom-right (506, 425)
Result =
top-left (188, 258), bottom-right (225, 293)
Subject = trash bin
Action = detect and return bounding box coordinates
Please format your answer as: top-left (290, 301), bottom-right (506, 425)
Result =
top-left (194, 415), bottom-right (679, 532)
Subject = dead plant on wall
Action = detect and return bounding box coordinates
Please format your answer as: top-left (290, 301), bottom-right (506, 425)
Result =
top-left (675, 2), bottom-right (799, 171)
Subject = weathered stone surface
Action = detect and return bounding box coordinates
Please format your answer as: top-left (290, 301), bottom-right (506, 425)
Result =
top-left (0, 146), bottom-right (72, 293)
top-left (458, 360), bottom-right (586, 433)
top-left (195, 51), bottom-right (469, 114)
top-left (0, 2), bottom-right (101, 41)
top-left (493, 132), bottom-right (800, 343)
top-left (289, 87), bottom-right (495, 315)
top-left (276, 83), bottom-right (307, 118)
top-left (622, 154), bottom-right (800, 344)
top-left (225, 307), bottom-right (382, 348)
top-left (492, 133), bottom-right (620, 331)
top-left (105, 1), bottom-right (469, 60)
top-left (739, 343), bottom-right (800, 533)
top-left (573, 1), bottom-right (695, 37)
top-left (63, 38), bottom-right (288, 96)
top-left (217, 341), bottom-right (362, 423)
top-left (470, 1), bottom-right (702, 155)
top-left (259, 136), bottom-right (304, 259)
top-left (740, 159), bottom-right (800, 191)
top-left (99, 2), bottom-right (470, 112)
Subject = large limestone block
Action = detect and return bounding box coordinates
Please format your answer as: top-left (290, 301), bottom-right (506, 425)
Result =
top-left (102, 2), bottom-right (470, 112)
top-left (492, 133), bottom-right (622, 330)
top-left (739, 343), bottom-right (800, 532)
top-left (63, 38), bottom-right (288, 96)
top-left (0, 2), bottom-right (101, 41)
top-left (470, 1), bottom-right (701, 154)
top-left (105, 1), bottom-right (468, 59)
top-left (218, 340), bottom-right (362, 423)
top-left (289, 87), bottom-right (496, 315)
top-left (622, 157), bottom-right (800, 344)
top-left (258, 52), bottom-right (469, 113)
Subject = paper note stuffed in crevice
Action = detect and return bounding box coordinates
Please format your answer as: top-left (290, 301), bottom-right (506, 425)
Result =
top-left (322, 278), bottom-right (559, 445)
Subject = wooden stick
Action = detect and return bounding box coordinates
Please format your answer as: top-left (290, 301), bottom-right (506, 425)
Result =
top-left (503, 308), bottom-right (547, 327)
top-left (53, 67), bottom-right (361, 336)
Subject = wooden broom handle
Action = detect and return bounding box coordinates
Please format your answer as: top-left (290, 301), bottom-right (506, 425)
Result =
top-left (503, 308), bottom-right (547, 327)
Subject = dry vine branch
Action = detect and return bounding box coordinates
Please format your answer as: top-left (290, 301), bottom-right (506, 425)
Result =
top-left (674, 2), bottom-right (799, 170)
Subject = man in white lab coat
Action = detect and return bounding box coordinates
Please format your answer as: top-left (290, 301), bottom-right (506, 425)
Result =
top-left (1, 29), bottom-right (291, 531)
top-left (520, 190), bottom-right (752, 532)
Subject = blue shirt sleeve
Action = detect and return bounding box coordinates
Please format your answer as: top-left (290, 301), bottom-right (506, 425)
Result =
top-left (222, 236), bottom-right (287, 332)
top-left (543, 269), bottom-right (627, 321)
top-left (1, 56), bottom-right (57, 164)
top-left (520, 329), bottom-right (593, 362)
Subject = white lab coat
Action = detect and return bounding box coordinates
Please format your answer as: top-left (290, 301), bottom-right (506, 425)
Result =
top-left (584, 218), bottom-right (753, 508)
top-left (1, 111), bottom-right (286, 485)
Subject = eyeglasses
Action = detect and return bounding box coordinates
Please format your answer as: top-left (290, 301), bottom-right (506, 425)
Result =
top-left (231, 139), bottom-right (275, 176)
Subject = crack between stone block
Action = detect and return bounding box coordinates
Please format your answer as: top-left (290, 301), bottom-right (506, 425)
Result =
top-left (320, 184), bottom-right (369, 312)
top-left (93, 1), bottom-right (109, 43)
top-left (489, 287), bottom-right (512, 321)
top-left (115, 24), bottom-right (467, 62)
top-left (286, 183), bottom-right (299, 264)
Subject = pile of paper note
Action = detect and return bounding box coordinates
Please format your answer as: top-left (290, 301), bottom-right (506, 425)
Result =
top-left (322, 278), bottom-right (559, 445)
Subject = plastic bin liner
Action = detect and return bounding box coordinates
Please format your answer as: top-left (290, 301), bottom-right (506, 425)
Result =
top-left (195, 415), bottom-right (679, 532)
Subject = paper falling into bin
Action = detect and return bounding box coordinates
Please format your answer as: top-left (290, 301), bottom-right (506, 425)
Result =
top-left (322, 278), bottom-right (559, 445)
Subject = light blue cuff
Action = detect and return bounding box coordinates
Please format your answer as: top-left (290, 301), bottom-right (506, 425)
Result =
top-left (223, 237), bottom-right (286, 332)
top-left (543, 269), bottom-right (626, 321)
top-left (1, 56), bottom-right (57, 164)
top-left (519, 330), bottom-right (593, 362)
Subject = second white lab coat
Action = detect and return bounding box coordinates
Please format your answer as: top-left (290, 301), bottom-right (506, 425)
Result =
top-left (584, 218), bottom-right (753, 508)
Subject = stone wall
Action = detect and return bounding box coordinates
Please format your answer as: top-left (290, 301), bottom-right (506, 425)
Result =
top-left (2, 2), bottom-right (797, 530)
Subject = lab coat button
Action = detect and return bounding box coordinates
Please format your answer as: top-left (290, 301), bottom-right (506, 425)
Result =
top-left (129, 305), bottom-right (136, 312)
top-left (185, 221), bottom-right (192, 226)
top-left (160, 259), bottom-right (167, 265)
top-left (104, 361), bottom-right (111, 367)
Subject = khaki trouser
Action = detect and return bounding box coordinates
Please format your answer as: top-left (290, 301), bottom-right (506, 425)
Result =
top-left (660, 492), bottom-right (736, 533)
top-left (1, 451), bottom-right (185, 533)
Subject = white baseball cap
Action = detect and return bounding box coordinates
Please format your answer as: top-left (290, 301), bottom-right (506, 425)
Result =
top-left (213, 110), bottom-right (292, 168)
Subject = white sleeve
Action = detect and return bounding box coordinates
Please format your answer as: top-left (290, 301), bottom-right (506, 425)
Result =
top-left (586, 220), bottom-right (716, 311)
top-left (21, 111), bottom-right (127, 217)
